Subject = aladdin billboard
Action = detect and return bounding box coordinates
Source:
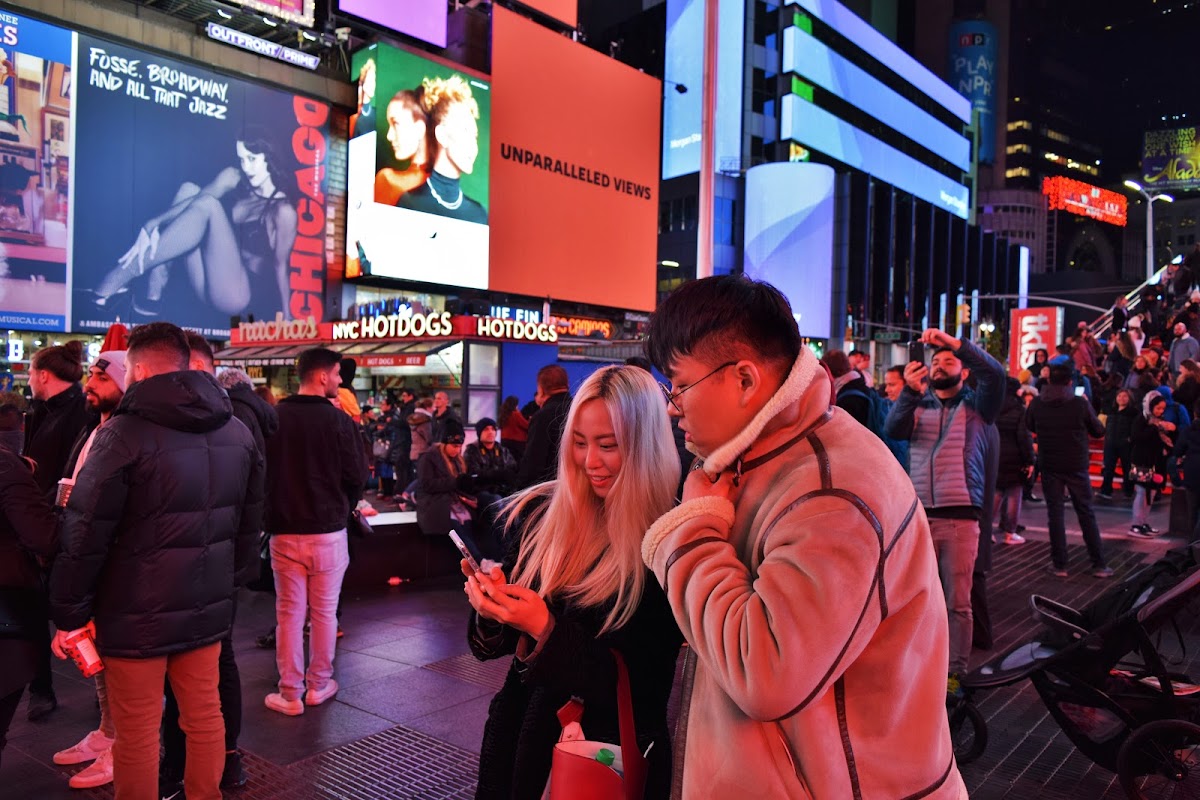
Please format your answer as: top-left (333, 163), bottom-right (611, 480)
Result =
top-left (1142, 127), bottom-right (1200, 193)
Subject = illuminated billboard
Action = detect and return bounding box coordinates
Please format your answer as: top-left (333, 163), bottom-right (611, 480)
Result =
top-left (781, 94), bottom-right (970, 218)
top-left (782, 25), bottom-right (969, 171)
top-left (661, 0), bottom-right (745, 180)
top-left (72, 36), bottom-right (331, 336)
top-left (346, 43), bottom-right (491, 289)
top-left (231, 0), bottom-right (315, 28)
top-left (0, 11), bottom-right (73, 332)
top-left (1041, 177), bottom-right (1127, 227)
top-left (518, 0), bottom-right (578, 28)
top-left (490, 6), bottom-right (660, 311)
top-left (744, 163), bottom-right (834, 339)
top-left (337, 0), bottom-right (447, 48)
top-left (1142, 127), bottom-right (1200, 193)
top-left (948, 19), bottom-right (998, 164)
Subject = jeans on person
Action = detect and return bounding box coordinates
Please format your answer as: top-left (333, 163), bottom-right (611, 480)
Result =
top-left (994, 485), bottom-right (1024, 534)
top-left (1042, 470), bottom-right (1107, 569)
top-left (163, 594), bottom-right (241, 776)
top-left (0, 687), bottom-right (21, 769)
top-left (105, 642), bottom-right (224, 800)
top-left (1133, 484), bottom-right (1152, 526)
top-left (1100, 441), bottom-right (1133, 496)
top-left (928, 517), bottom-right (980, 675)
top-left (270, 531), bottom-right (350, 702)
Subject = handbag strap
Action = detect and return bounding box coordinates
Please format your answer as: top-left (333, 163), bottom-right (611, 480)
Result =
top-left (611, 649), bottom-right (647, 800)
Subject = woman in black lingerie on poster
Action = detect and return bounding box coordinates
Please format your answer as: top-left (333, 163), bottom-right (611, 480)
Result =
top-left (90, 134), bottom-right (298, 319)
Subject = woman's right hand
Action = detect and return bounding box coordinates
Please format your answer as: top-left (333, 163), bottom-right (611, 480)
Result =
top-left (118, 227), bottom-right (159, 274)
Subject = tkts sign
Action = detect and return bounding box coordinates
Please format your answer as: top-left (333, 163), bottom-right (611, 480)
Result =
top-left (1009, 307), bottom-right (1063, 375)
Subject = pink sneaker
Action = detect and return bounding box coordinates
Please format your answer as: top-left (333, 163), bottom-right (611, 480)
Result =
top-left (69, 749), bottom-right (114, 789)
top-left (265, 693), bottom-right (304, 716)
top-left (305, 679), bottom-right (339, 707)
top-left (53, 729), bottom-right (113, 765)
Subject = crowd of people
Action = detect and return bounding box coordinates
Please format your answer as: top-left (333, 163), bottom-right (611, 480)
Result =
top-left (38, 272), bottom-right (1200, 797)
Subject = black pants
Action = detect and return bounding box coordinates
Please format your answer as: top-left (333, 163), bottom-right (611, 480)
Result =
top-left (1042, 470), bottom-right (1106, 570)
top-left (162, 596), bottom-right (241, 775)
top-left (1100, 441), bottom-right (1133, 496)
top-left (970, 570), bottom-right (992, 650)
top-left (28, 622), bottom-right (53, 697)
top-left (0, 686), bottom-right (21, 769)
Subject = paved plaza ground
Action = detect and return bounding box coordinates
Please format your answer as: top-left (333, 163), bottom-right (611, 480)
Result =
top-left (2, 494), bottom-right (1192, 799)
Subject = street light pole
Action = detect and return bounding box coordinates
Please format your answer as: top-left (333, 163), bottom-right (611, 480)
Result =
top-left (1124, 179), bottom-right (1175, 283)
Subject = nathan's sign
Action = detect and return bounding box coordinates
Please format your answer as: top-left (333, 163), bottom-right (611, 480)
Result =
top-left (231, 314), bottom-right (331, 345)
top-left (332, 313), bottom-right (558, 344)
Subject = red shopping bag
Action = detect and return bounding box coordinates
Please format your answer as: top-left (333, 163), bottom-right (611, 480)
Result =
top-left (548, 650), bottom-right (647, 800)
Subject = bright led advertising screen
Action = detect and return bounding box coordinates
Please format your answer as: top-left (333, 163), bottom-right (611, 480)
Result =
top-left (1042, 177), bottom-right (1127, 227)
top-left (517, 0), bottom-right (577, 28)
top-left (0, 10), bottom-right (74, 332)
top-left (337, 0), bottom-right (447, 48)
top-left (490, 6), bottom-right (660, 311)
top-left (346, 43), bottom-right (490, 289)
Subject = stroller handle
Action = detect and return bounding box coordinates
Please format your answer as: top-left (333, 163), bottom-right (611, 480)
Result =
top-left (1029, 595), bottom-right (1089, 640)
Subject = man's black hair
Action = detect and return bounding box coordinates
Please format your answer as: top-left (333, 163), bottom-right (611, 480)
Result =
top-left (644, 275), bottom-right (801, 372)
top-left (849, 349), bottom-right (867, 359)
top-left (623, 356), bottom-right (654, 374)
top-left (185, 331), bottom-right (215, 365)
top-left (126, 322), bottom-right (190, 371)
top-left (1049, 364), bottom-right (1074, 386)
top-left (885, 365), bottom-right (904, 379)
top-left (298, 348), bottom-right (343, 384)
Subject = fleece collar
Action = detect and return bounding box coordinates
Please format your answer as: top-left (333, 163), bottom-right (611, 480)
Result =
top-left (695, 347), bottom-right (820, 477)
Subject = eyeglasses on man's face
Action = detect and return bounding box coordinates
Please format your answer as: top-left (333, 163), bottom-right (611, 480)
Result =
top-left (658, 361), bottom-right (739, 413)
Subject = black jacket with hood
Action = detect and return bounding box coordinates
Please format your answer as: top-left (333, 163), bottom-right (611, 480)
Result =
top-left (228, 382), bottom-right (278, 458)
top-left (517, 391), bottom-right (573, 489)
top-left (1026, 383), bottom-right (1106, 473)
top-left (50, 371), bottom-right (264, 659)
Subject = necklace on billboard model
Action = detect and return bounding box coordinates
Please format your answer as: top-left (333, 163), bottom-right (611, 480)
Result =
top-left (428, 179), bottom-right (463, 211)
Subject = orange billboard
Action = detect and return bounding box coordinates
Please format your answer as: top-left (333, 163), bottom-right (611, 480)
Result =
top-left (518, 0), bottom-right (577, 28)
top-left (490, 6), bottom-right (661, 311)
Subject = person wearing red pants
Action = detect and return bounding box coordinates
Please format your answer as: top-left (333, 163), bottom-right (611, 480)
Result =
top-left (50, 323), bottom-right (263, 800)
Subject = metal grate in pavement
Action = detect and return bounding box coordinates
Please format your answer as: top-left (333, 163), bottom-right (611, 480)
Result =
top-left (422, 653), bottom-right (509, 692)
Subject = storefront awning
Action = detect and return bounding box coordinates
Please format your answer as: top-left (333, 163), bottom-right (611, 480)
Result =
top-left (213, 340), bottom-right (452, 367)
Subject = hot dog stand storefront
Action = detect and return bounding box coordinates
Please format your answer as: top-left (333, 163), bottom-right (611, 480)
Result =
top-left (212, 309), bottom-right (565, 427)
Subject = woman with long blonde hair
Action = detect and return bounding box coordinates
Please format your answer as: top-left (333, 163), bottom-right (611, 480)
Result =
top-left (463, 365), bottom-right (683, 799)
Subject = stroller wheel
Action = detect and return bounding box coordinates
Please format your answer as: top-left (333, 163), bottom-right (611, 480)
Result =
top-left (948, 700), bottom-right (988, 765)
top-left (1118, 720), bottom-right (1200, 799)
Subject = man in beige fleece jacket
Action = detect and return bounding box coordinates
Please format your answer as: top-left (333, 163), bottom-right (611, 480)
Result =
top-left (643, 276), bottom-right (967, 799)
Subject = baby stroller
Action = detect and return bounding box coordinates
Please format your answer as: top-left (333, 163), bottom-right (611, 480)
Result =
top-left (955, 544), bottom-right (1200, 799)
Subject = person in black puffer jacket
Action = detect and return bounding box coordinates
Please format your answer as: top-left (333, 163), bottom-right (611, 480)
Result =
top-left (0, 407), bottom-right (57, 769)
top-left (822, 350), bottom-right (871, 428)
top-left (49, 323), bottom-right (264, 800)
top-left (993, 379), bottom-right (1034, 545)
top-left (1100, 389), bottom-right (1138, 500)
top-left (1026, 364), bottom-right (1109, 577)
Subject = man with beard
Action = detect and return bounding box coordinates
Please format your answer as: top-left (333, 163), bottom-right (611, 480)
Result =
top-left (885, 328), bottom-right (1005, 695)
top-left (50, 351), bottom-right (126, 791)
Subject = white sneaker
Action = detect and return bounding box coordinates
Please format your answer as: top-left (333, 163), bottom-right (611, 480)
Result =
top-left (265, 692), bottom-right (304, 716)
top-left (305, 679), bottom-right (339, 707)
top-left (53, 729), bottom-right (113, 765)
top-left (69, 748), bottom-right (113, 789)
top-left (1004, 533), bottom-right (1027, 545)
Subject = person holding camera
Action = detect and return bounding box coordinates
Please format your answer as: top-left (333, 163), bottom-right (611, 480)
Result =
top-left (885, 327), bottom-right (1006, 694)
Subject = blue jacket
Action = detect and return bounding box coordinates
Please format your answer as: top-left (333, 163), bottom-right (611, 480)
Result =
top-left (884, 341), bottom-right (1006, 511)
top-left (1158, 385), bottom-right (1193, 430)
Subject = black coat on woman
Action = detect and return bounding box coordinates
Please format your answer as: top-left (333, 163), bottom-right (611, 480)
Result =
top-left (468, 513), bottom-right (683, 799)
top-left (994, 392), bottom-right (1034, 489)
top-left (0, 450), bottom-right (58, 699)
top-left (1131, 414), bottom-right (1173, 478)
top-left (416, 445), bottom-right (471, 536)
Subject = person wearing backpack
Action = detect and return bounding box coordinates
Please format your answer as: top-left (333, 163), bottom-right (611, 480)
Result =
top-left (823, 350), bottom-right (871, 427)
